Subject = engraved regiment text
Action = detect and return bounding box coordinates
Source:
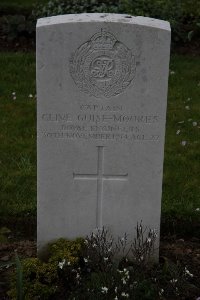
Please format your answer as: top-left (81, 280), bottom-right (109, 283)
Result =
top-left (40, 104), bottom-right (160, 143)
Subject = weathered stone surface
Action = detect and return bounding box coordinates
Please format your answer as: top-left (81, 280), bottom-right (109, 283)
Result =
top-left (37, 13), bottom-right (171, 253)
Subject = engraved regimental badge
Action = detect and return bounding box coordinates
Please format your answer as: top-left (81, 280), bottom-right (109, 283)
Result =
top-left (69, 29), bottom-right (136, 98)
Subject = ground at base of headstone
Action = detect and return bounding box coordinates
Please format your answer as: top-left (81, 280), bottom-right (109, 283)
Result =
top-left (0, 231), bottom-right (199, 300)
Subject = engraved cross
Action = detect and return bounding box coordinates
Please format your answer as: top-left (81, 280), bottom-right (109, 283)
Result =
top-left (73, 146), bottom-right (128, 228)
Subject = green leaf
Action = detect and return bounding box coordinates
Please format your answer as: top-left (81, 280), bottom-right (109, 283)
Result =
top-left (15, 252), bottom-right (24, 300)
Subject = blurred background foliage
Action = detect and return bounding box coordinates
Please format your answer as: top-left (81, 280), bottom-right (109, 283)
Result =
top-left (0, 0), bottom-right (199, 48)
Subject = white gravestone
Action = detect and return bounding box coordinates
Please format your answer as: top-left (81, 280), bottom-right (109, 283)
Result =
top-left (37, 14), bottom-right (171, 253)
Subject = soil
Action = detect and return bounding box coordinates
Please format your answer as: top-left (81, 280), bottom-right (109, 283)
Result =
top-left (0, 235), bottom-right (200, 300)
top-left (0, 239), bottom-right (36, 299)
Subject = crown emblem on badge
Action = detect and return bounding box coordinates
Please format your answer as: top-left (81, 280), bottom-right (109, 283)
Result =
top-left (91, 29), bottom-right (117, 50)
top-left (69, 29), bottom-right (136, 98)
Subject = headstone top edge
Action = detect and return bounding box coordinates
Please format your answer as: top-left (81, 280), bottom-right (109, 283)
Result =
top-left (36, 13), bottom-right (170, 31)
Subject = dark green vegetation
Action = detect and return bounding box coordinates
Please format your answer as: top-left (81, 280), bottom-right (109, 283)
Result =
top-left (0, 0), bottom-right (48, 15)
top-left (0, 52), bottom-right (199, 235)
top-left (0, 0), bottom-right (199, 47)
top-left (9, 238), bottom-right (84, 299)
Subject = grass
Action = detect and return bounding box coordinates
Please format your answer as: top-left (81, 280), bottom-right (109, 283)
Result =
top-left (0, 53), bottom-right (36, 221)
top-left (162, 55), bottom-right (200, 223)
top-left (0, 52), bottom-right (199, 233)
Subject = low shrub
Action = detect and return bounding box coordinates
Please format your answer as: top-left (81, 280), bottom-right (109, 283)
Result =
top-left (33, 0), bottom-right (200, 46)
top-left (8, 258), bottom-right (58, 299)
top-left (33, 0), bottom-right (119, 17)
top-left (8, 225), bottom-right (199, 299)
top-left (8, 237), bottom-right (84, 299)
top-left (1, 14), bottom-right (35, 41)
top-left (1, 0), bottom-right (199, 48)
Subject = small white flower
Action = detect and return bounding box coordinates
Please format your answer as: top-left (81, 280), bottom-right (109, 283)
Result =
top-left (84, 258), bottom-right (88, 263)
top-left (181, 141), bottom-right (187, 146)
top-left (121, 292), bottom-right (129, 298)
top-left (12, 92), bottom-right (16, 96)
top-left (104, 257), bottom-right (108, 261)
top-left (29, 94), bottom-right (33, 98)
top-left (170, 279), bottom-right (178, 283)
top-left (178, 121), bottom-right (184, 124)
top-left (58, 259), bottom-right (66, 269)
top-left (159, 288), bottom-right (164, 296)
top-left (187, 97), bottom-right (191, 101)
top-left (115, 287), bottom-right (118, 293)
top-left (147, 237), bottom-right (151, 243)
top-left (195, 208), bottom-right (200, 211)
top-left (170, 70), bottom-right (175, 75)
top-left (76, 273), bottom-right (80, 279)
top-left (152, 229), bottom-right (158, 238)
top-left (188, 118), bottom-right (193, 121)
top-left (114, 297), bottom-right (118, 300)
top-left (193, 122), bottom-right (198, 126)
top-left (67, 261), bottom-right (71, 266)
top-left (176, 129), bottom-right (181, 135)
top-left (84, 239), bottom-right (88, 245)
top-left (185, 106), bottom-right (190, 110)
top-left (101, 286), bottom-right (108, 294)
top-left (13, 96), bottom-right (16, 100)
top-left (92, 243), bottom-right (97, 248)
top-left (122, 278), bottom-right (126, 284)
top-left (185, 267), bottom-right (193, 277)
top-left (120, 269), bottom-right (129, 281)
